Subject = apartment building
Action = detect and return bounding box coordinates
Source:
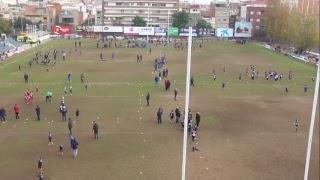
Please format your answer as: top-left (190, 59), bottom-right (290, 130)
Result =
top-left (102, 0), bottom-right (179, 26)
top-left (215, 2), bottom-right (230, 28)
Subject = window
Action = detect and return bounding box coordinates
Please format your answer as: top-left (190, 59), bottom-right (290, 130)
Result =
top-left (250, 11), bottom-right (254, 15)
top-left (121, 9), bottom-right (124, 13)
top-left (250, 18), bottom-right (253, 22)
top-left (223, 18), bottom-right (227, 21)
top-left (256, 26), bottom-right (260, 29)
top-left (116, 2), bottom-right (121, 6)
top-left (256, 18), bottom-right (260, 22)
top-left (257, 11), bottom-right (261, 15)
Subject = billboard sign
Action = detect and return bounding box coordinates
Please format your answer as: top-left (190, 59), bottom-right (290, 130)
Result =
top-left (102, 26), bottom-right (123, 33)
top-left (216, 28), bottom-right (234, 37)
top-left (168, 27), bottom-right (179, 36)
top-left (234, 21), bottom-right (252, 37)
top-left (85, 26), bottom-right (94, 32)
top-left (51, 25), bottom-right (73, 35)
top-left (179, 28), bottom-right (197, 37)
top-left (124, 27), bottom-right (154, 36)
top-left (155, 27), bottom-right (167, 36)
top-left (93, 26), bottom-right (102, 32)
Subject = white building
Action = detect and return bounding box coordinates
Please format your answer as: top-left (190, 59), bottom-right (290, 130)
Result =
top-left (102, 0), bottom-right (179, 26)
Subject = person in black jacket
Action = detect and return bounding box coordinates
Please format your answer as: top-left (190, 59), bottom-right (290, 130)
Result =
top-left (35, 105), bottom-right (41, 121)
top-left (93, 121), bottom-right (99, 139)
top-left (146, 92), bottom-right (150, 106)
top-left (195, 112), bottom-right (201, 128)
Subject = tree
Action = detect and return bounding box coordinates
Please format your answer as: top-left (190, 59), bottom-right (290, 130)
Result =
top-left (263, 0), bottom-right (290, 42)
top-left (13, 17), bottom-right (32, 31)
top-left (132, 16), bottom-right (146, 27)
top-left (172, 10), bottom-right (189, 28)
top-left (196, 19), bottom-right (208, 29)
top-left (263, 0), bottom-right (319, 52)
top-left (287, 8), bottom-right (319, 53)
top-left (0, 18), bottom-right (13, 35)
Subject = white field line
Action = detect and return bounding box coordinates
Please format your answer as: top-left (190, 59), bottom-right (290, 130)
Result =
top-left (303, 64), bottom-right (320, 180)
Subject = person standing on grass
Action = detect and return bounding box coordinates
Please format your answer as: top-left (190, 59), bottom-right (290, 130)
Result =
top-left (18, 64), bottom-right (21, 71)
top-left (80, 73), bottom-right (85, 83)
top-left (37, 157), bottom-right (43, 177)
top-left (157, 106), bottom-right (163, 124)
top-left (0, 107), bottom-right (6, 122)
top-left (61, 105), bottom-right (67, 121)
top-left (140, 54), bottom-right (143, 62)
top-left (67, 73), bottom-right (72, 83)
top-left (174, 88), bottom-right (178, 101)
top-left (169, 110), bottom-right (174, 123)
top-left (75, 109), bottom-right (80, 120)
top-left (175, 107), bottom-right (181, 123)
top-left (146, 92), bottom-right (150, 106)
top-left (93, 121), bottom-right (99, 139)
top-left (13, 104), bottom-right (20, 119)
top-left (35, 105), bottom-right (41, 121)
top-left (294, 119), bottom-right (299, 132)
top-left (59, 144), bottom-right (64, 156)
top-left (285, 87), bottom-right (289, 94)
top-left (24, 73), bottom-right (29, 83)
top-left (304, 84), bottom-right (308, 93)
top-left (100, 53), bottom-right (103, 61)
top-left (195, 112), bottom-right (201, 128)
top-left (70, 136), bottom-right (79, 158)
top-left (190, 76), bottom-right (194, 87)
top-left (137, 54), bottom-right (140, 63)
top-left (48, 131), bottom-right (53, 145)
top-left (68, 118), bottom-right (73, 134)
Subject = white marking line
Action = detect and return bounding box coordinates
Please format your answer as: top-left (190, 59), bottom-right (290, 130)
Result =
top-left (0, 124), bottom-right (17, 143)
top-left (304, 64), bottom-right (320, 180)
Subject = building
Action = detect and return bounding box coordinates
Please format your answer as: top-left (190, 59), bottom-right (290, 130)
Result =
top-left (215, 2), bottom-right (230, 28)
top-left (245, 0), bottom-right (267, 35)
top-left (281, 0), bottom-right (299, 8)
top-left (58, 10), bottom-right (83, 27)
top-left (102, 0), bottom-right (179, 26)
top-left (298, 0), bottom-right (320, 15)
top-left (188, 4), bottom-right (201, 27)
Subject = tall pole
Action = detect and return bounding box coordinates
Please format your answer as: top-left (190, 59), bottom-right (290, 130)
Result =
top-left (303, 64), bottom-right (320, 180)
top-left (147, 7), bottom-right (150, 43)
top-left (167, 10), bottom-right (170, 44)
top-left (181, 26), bottom-right (193, 180)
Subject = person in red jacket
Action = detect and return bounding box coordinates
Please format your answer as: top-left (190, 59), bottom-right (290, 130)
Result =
top-left (13, 104), bottom-right (20, 119)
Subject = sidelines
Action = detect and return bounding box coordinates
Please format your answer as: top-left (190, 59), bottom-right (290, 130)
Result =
top-left (303, 64), bottom-right (320, 180)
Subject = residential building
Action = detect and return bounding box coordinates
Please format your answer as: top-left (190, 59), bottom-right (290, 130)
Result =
top-left (102, 0), bottom-right (179, 26)
top-left (245, 0), bottom-right (267, 35)
top-left (215, 2), bottom-right (230, 28)
top-left (58, 10), bottom-right (83, 27)
top-left (189, 4), bottom-right (201, 27)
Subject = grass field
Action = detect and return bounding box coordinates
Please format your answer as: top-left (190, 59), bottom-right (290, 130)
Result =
top-left (0, 38), bottom-right (318, 180)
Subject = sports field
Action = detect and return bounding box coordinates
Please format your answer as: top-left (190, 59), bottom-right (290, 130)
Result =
top-left (0, 38), bottom-right (318, 180)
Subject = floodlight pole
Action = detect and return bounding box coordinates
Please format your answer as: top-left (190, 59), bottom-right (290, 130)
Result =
top-left (303, 63), bottom-right (320, 180)
top-left (181, 26), bottom-right (192, 180)
top-left (167, 10), bottom-right (170, 44)
top-left (147, 7), bottom-right (150, 43)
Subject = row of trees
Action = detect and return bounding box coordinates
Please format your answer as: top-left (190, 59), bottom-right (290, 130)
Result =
top-left (0, 17), bottom-right (33, 35)
top-left (264, 0), bottom-right (319, 52)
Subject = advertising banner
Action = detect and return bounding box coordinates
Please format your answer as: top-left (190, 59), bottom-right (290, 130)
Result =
top-left (168, 27), bottom-right (179, 36)
top-left (234, 21), bottom-right (252, 37)
top-left (102, 26), bottom-right (123, 33)
top-left (155, 27), bottom-right (167, 36)
top-left (93, 26), bottom-right (102, 32)
top-left (51, 25), bottom-right (73, 35)
top-left (179, 28), bottom-right (197, 37)
top-left (85, 26), bottom-right (94, 32)
top-left (216, 28), bottom-right (234, 37)
top-left (124, 27), bottom-right (154, 36)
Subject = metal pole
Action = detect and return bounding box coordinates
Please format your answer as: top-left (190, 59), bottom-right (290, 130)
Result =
top-left (181, 26), bottom-right (193, 180)
top-left (147, 7), bottom-right (150, 43)
top-left (303, 64), bottom-right (320, 180)
top-left (167, 10), bottom-right (170, 44)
